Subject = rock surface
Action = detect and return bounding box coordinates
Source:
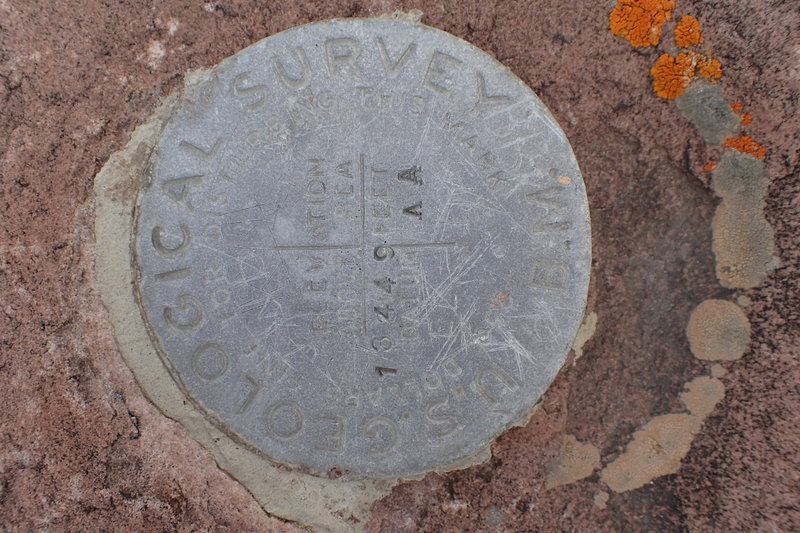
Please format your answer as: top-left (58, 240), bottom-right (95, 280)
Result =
top-left (1, 1), bottom-right (797, 532)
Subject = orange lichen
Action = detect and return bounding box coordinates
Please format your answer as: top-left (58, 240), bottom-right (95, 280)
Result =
top-left (650, 52), bottom-right (696, 99)
top-left (698, 58), bottom-right (723, 82)
top-left (723, 136), bottom-right (766, 159)
top-left (730, 103), bottom-right (752, 125)
top-left (703, 161), bottom-right (718, 172)
top-left (610, 0), bottom-right (676, 47)
top-left (650, 50), bottom-right (724, 98)
top-left (675, 15), bottom-right (703, 47)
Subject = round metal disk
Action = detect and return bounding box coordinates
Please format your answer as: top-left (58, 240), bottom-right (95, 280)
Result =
top-left (134, 18), bottom-right (590, 478)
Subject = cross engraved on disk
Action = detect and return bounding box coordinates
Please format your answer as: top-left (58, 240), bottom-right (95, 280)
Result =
top-left (270, 154), bottom-right (455, 334)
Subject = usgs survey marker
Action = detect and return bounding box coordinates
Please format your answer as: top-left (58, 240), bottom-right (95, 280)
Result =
top-left (134, 18), bottom-right (590, 477)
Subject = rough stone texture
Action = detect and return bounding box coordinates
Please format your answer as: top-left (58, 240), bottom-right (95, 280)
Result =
top-left (1, 1), bottom-right (798, 532)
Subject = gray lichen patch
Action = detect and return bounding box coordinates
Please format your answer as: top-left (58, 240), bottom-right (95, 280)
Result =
top-left (599, 378), bottom-right (725, 493)
top-left (710, 363), bottom-right (727, 378)
top-left (485, 505), bottom-right (508, 527)
top-left (711, 151), bottom-right (780, 288)
top-left (544, 434), bottom-right (600, 490)
top-left (680, 376), bottom-right (725, 418)
top-left (600, 413), bottom-right (701, 493)
top-left (593, 491), bottom-right (609, 510)
top-left (686, 299), bottom-right (751, 361)
top-left (675, 82), bottom-right (740, 144)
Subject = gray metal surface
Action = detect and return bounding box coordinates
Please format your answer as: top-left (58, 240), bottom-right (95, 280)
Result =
top-left (133, 18), bottom-right (590, 478)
